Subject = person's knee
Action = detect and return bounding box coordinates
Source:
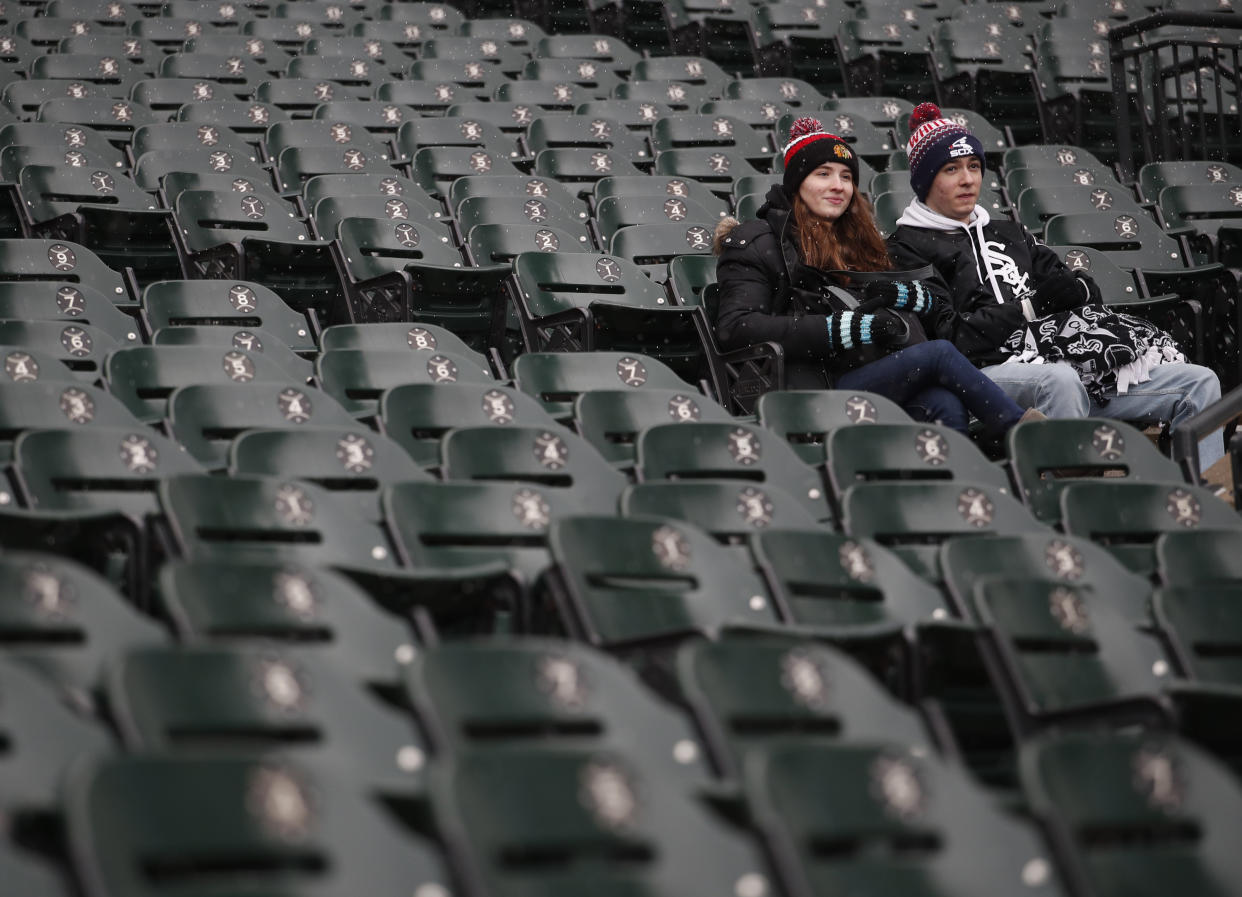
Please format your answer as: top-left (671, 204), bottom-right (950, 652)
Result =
top-left (1033, 363), bottom-right (1090, 417)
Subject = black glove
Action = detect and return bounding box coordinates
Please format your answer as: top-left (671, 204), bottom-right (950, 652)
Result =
top-left (1030, 273), bottom-right (1089, 316)
top-left (859, 279), bottom-right (933, 315)
top-left (826, 308), bottom-right (908, 352)
top-left (869, 308), bottom-right (910, 346)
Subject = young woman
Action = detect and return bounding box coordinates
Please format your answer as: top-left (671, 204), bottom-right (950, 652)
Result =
top-left (713, 116), bottom-right (1041, 435)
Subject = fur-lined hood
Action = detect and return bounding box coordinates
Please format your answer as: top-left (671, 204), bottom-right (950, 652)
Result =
top-left (712, 215), bottom-right (741, 255)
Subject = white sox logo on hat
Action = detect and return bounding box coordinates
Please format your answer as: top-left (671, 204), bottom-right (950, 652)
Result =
top-left (948, 135), bottom-right (975, 158)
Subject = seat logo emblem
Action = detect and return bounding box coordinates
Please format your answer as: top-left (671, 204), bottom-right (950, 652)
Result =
top-left (4, 351), bottom-right (38, 382)
top-left (727, 427), bottom-right (761, 465)
top-left (512, 487), bottom-right (551, 529)
top-left (119, 433), bottom-right (158, 473)
top-left (957, 487), bottom-right (994, 527)
top-left (59, 387), bottom-right (95, 423)
top-left (533, 431), bottom-right (569, 470)
top-left (667, 394), bottom-right (701, 421)
top-left (737, 486), bottom-right (774, 527)
top-left (1165, 488), bottom-right (1201, 527)
top-left (336, 433), bottom-right (373, 472)
top-left (277, 388), bottom-right (312, 423)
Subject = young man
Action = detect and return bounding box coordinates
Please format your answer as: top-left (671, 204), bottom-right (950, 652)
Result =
top-left (886, 103), bottom-right (1224, 472)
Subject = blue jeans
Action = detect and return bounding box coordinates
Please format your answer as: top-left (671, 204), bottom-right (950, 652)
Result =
top-left (836, 340), bottom-right (1027, 435)
top-left (980, 359), bottom-right (1224, 470)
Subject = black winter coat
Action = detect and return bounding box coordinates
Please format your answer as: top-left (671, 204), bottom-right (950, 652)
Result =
top-left (714, 186), bottom-right (927, 389)
top-left (887, 217), bottom-right (1100, 366)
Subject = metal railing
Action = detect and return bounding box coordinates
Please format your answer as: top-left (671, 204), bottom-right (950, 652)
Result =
top-left (1172, 379), bottom-right (1242, 493)
top-left (1111, 11), bottom-right (1242, 180)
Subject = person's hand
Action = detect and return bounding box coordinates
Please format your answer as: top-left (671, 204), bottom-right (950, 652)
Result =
top-left (869, 308), bottom-right (909, 346)
top-left (1030, 273), bottom-right (1089, 316)
top-left (859, 280), bottom-right (933, 314)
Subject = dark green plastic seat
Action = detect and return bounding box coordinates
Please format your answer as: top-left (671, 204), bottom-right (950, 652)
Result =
top-left (1007, 418), bottom-right (1187, 524)
top-left (1019, 730), bottom-right (1242, 897)
top-left (0, 380), bottom-right (141, 462)
top-left (66, 754), bottom-right (450, 897)
top-left (407, 637), bottom-right (709, 776)
top-left (14, 426), bottom-right (204, 519)
top-left (0, 652), bottom-right (112, 812)
top-left (511, 251), bottom-right (708, 383)
top-left (513, 350), bottom-right (692, 422)
top-left (1059, 481), bottom-right (1242, 575)
top-left (149, 325), bottom-right (314, 383)
top-left (842, 482), bottom-right (1050, 581)
top-left (430, 746), bottom-right (773, 897)
top-left (441, 424), bottom-right (627, 508)
top-left (315, 347), bottom-right (494, 417)
top-left (166, 382), bottom-right (359, 469)
top-left (749, 740), bottom-right (1067, 897)
top-left (545, 514), bottom-right (779, 647)
top-left (379, 382), bottom-right (558, 469)
top-left (229, 427), bottom-right (432, 523)
top-left (385, 479), bottom-right (608, 585)
top-left (574, 387), bottom-right (735, 467)
top-left (108, 645), bottom-right (427, 793)
top-left (637, 420), bottom-right (833, 524)
top-left (0, 320), bottom-right (119, 381)
top-left (0, 238), bottom-right (131, 306)
top-left (156, 559), bottom-right (419, 685)
top-left (160, 472), bottom-right (400, 571)
top-left (676, 634), bottom-right (935, 778)
top-left (827, 422), bottom-right (1013, 500)
top-left (756, 389), bottom-right (911, 465)
top-left (104, 345), bottom-right (298, 423)
top-left (0, 551), bottom-right (165, 693)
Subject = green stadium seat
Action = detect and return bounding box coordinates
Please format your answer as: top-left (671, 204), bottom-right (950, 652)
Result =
top-left (756, 389), bottom-right (911, 465)
top-left (0, 550), bottom-right (165, 693)
top-left (379, 381), bottom-right (558, 469)
top-left (229, 427), bottom-right (432, 522)
top-left (105, 345), bottom-right (297, 423)
top-left (315, 346), bottom-right (493, 417)
top-left (107, 645), bottom-right (427, 793)
top-left (396, 115), bottom-right (523, 163)
top-left (1007, 418), bottom-right (1188, 525)
top-left (841, 482), bottom-right (1050, 581)
top-left (511, 251), bottom-right (710, 383)
top-left (0, 281), bottom-right (139, 344)
top-left (514, 350), bottom-right (692, 422)
top-left (546, 513), bottom-right (779, 645)
top-left (1059, 481), bottom-right (1242, 575)
top-left (14, 425), bottom-right (203, 519)
top-left (0, 651), bottom-right (112, 811)
top-left (156, 558), bottom-right (420, 684)
top-left (749, 739), bottom-right (1067, 897)
top-left (637, 420), bottom-right (833, 523)
top-left (675, 634), bottom-right (936, 778)
top-left (1020, 731), bottom-right (1242, 897)
top-left (331, 217), bottom-right (508, 350)
top-left (385, 479), bottom-right (605, 585)
top-left (941, 533), bottom-right (1153, 627)
top-left (66, 755), bottom-right (450, 897)
top-left (407, 637), bottom-right (709, 775)
top-left (142, 279), bottom-right (318, 354)
top-left (429, 746), bottom-right (772, 896)
top-left (173, 187), bottom-right (339, 322)
top-left (166, 382), bottom-right (360, 469)
top-left (574, 386), bottom-right (734, 467)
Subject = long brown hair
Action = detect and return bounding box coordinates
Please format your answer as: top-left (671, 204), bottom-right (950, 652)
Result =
top-left (792, 191), bottom-right (892, 274)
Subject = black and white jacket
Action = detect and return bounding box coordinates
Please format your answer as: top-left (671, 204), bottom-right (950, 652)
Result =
top-left (887, 200), bottom-right (1098, 366)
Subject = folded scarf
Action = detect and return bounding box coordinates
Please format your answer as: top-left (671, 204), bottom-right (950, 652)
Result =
top-left (1001, 303), bottom-right (1185, 405)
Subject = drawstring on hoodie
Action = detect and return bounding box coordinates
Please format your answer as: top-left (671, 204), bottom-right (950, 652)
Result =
top-left (895, 199), bottom-right (1009, 306)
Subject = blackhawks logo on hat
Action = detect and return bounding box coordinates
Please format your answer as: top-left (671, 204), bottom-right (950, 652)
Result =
top-left (834, 144), bottom-right (852, 159)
